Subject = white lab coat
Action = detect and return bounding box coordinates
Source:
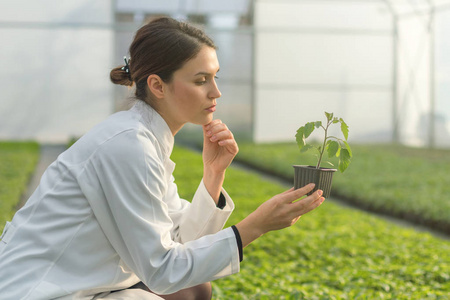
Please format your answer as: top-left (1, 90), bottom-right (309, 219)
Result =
top-left (0, 101), bottom-right (240, 300)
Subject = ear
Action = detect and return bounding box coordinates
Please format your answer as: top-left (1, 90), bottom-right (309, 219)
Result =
top-left (147, 74), bottom-right (165, 99)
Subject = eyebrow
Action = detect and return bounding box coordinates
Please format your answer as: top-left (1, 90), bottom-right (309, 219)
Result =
top-left (194, 69), bottom-right (220, 76)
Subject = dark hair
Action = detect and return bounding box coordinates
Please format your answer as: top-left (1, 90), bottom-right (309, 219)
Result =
top-left (110, 17), bottom-right (216, 104)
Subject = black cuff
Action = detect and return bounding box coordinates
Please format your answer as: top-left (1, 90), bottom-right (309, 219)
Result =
top-left (216, 192), bottom-right (226, 209)
top-left (231, 225), bottom-right (243, 262)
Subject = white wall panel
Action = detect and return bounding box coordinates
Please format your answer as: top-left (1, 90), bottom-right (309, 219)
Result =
top-left (116, 0), bottom-right (249, 15)
top-left (208, 31), bottom-right (252, 81)
top-left (0, 0), bottom-right (113, 142)
top-left (254, 88), bottom-right (392, 143)
top-left (395, 16), bottom-right (431, 146)
top-left (256, 33), bottom-right (392, 86)
top-left (435, 10), bottom-right (450, 147)
top-left (253, 0), bottom-right (393, 143)
top-left (255, 0), bottom-right (391, 30)
top-left (0, 0), bottom-right (112, 24)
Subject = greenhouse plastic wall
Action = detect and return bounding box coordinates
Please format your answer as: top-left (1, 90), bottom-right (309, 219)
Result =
top-left (253, 0), bottom-right (393, 144)
top-left (1, 0), bottom-right (449, 148)
top-left (0, 0), bottom-right (114, 143)
top-left (395, 9), bottom-right (432, 147)
top-left (435, 8), bottom-right (450, 147)
top-left (253, 0), bottom-right (450, 148)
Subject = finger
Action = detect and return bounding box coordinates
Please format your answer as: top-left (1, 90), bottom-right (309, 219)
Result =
top-left (281, 183), bottom-right (315, 203)
top-left (208, 123), bottom-right (228, 137)
top-left (210, 129), bottom-right (233, 143)
top-left (298, 196), bottom-right (325, 215)
top-left (280, 187), bottom-right (295, 196)
top-left (204, 119), bottom-right (222, 131)
top-left (204, 121), bottom-right (226, 139)
top-left (217, 139), bottom-right (235, 146)
top-left (217, 140), bottom-right (239, 155)
top-left (290, 215), bottom-right (301, 226)
top-left (291, 190), bottom-right (324, 212)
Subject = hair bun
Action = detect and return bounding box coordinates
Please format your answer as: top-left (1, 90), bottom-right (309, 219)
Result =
top-left (110, 66), bottom-right (133, 86)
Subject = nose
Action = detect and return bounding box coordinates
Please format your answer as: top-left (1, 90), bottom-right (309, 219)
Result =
top-left (209, 79), bottom-right (221, 99)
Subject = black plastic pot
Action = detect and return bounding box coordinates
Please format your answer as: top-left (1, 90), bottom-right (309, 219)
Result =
top-left (293, 165), bottom-right (337, 198)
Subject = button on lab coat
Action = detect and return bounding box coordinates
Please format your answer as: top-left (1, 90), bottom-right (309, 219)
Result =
top-left (0, 101), bottom-right (240, 299)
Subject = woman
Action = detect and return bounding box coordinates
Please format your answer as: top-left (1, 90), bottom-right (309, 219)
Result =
top-left (0, 17), bottom-right (324, 300)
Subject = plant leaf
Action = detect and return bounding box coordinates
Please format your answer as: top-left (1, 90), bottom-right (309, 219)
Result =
top-left (304, 122), bottom-right (315, 138)
top-left (332, 117), bottom-right (339, 124)
top-left (327, 140), bottom-right (339, 157)
top-left (300, 144), bottom-right (314, 153)
top-left (338, 149), bottom-right (351, 173)
top-left (325, 112), bottom-right (333, 121)
top-left (314, 121), bottom-right (322, 128)
top-left (343, 140), bottom-right (352, 157)
top-left (340, 118), bottom-right (349, 140)
top-left (295, 126), bottom-right (305, 150)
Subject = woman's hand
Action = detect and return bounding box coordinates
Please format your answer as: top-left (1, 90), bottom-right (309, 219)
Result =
top-left (202, 120), bottom-right (238, 202)
top-left (236, 184), bottom-right (325, 248)
top-left (202, 120), bottom-right (239, 174)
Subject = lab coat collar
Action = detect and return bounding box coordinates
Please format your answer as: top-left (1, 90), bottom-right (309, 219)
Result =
top-left (131, 101), bottom-right (174, 158)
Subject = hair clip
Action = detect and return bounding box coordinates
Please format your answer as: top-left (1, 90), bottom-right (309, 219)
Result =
top-left (121, 56), bottom-right (132, 80)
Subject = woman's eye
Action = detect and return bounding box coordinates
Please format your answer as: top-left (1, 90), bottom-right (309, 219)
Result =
top-left (195, 76), bottom-right (218, 85)
top-left (195, 77), bottom-right (207, 85)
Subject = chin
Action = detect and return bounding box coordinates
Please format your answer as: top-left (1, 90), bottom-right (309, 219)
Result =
top-left (197, 115), bottom-right (214, 126)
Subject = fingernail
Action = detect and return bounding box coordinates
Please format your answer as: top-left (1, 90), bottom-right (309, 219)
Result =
top-left (210, 135), bottom-right (217, 142)
top-left (309, 183), bottom-right (315, 188)
top-left (206, 130), bottom-right (212, 136)
top-left (317, 190), bottom-right (323, 196)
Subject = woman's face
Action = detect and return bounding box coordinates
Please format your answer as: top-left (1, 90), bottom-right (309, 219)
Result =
top-left (161, 46), bottom-right (221, 133)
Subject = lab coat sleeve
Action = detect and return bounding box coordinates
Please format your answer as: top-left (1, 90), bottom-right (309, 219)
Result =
top-left (166, 175), bottom-right (235, 243)
top-left (77, 130), bottom-right (240, 295)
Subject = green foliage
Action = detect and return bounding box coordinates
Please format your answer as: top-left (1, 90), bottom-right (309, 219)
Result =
top-left (0, 141), bottom-right (40, 232)
top-left (295, 112), bottom-right (352, 172)
top-left (171, 146), bottom-right (450, 299)
top-left (236, 142), bottom-right (450, 233)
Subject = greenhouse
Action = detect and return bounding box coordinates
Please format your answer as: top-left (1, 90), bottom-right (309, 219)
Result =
top-left (1, 0), bottom-right (450, 148)
top-left (0, 1), bottom-right (449, 299)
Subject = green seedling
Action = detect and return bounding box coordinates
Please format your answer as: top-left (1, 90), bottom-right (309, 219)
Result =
top-left (295, 112), bottom-right (352, 172)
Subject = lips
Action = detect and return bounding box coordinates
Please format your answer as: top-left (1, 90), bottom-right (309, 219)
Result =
top-left (205, 105), bottom-right (216, 112)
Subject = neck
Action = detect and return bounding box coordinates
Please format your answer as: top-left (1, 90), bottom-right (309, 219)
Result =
top-left (158, 111), bottom-right (184, 136)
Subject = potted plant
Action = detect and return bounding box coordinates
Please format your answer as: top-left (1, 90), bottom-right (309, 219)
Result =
top-left (294, 112), bottom-right (352, 198)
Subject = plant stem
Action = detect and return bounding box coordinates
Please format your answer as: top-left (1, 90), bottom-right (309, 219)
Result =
top-left (316, 120), bottom-right (330, 169)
